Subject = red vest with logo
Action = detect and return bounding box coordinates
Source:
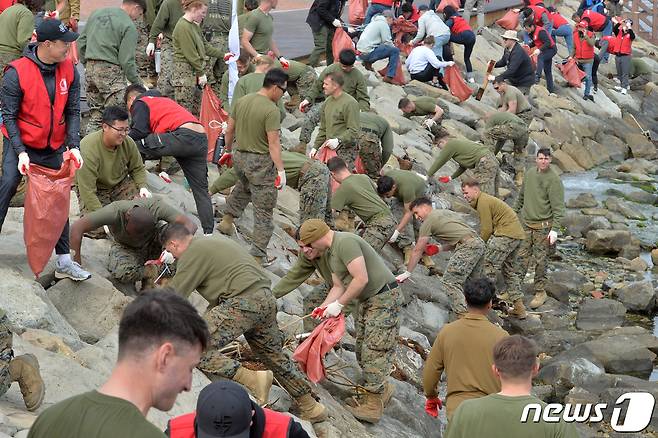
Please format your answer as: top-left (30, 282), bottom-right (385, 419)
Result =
top-left (449, 16), bottom-right (471, 34)
top-left (600, 35), bottom-right (618, 53)
top-left (573, 30), bottom-right (595, 59)
top-left (529, 5), bottom-right (548, 26)
top-left (1, 57), bottom-right (74, 150)
top-left (613, 30), bottom-right (632, 55)
top-left (533, 26), bottom-right (555, 49)
top-left (137, 95), bottom-right (199, 134)
top-left (168, 409), bottom-right (292, 438)
top-left (581, 10), bottom-right (606, 31)
top-left (548, 11), bottom-right (568, 27)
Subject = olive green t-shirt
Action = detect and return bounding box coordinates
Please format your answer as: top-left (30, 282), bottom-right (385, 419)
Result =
top-left (85, 198), bottom-right (182, 248)
top-left (245, 8), bottom-right (274, 53)
top-left (230, 72), bottom-right (286, 121)
top-left (305, 62), bottom-right (370, 110)
top-left (385, 169), bottom-right (427, 204)
top-left (26, 391), bottom-right (165, 438)
top-left (272, 251), bottom-right (333, 298)
top-left (314, 92), bottom-right (360, 148)
top-left (172, 17), bottom-right (223, 75)
top-left (419, 210), bottom-right (476, 246)
top-left (233, 92), bottom-right (281, 154)
top-left (332, 174), bottom-right (389, 223)
top-left (427, 139), bottom-right (490, 178)
top-left (329, 232), bottom-right (396, 302)
top-left (486, 111), bottom-right (525, 127)
top-left (406, 96), bottom-right (437, 117)
top-left (498, 85), bottom-right (531, 114)
top-left (284, 60), bottom-right (313, 82)
top-left (168, 236), bottom-right (271, 306)
top-left (149, 0), bottom-right (184, 42)
top-left (0, 4), bottom-right (34, 58)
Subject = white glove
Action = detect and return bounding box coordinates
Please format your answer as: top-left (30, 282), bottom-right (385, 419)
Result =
top-left (308, 147), bottom-right (318, 158)
top-left (533, 49), bottom-right (540, 56)
top-left (157, 33), bottom-right (164, 41)
top-left (423, 119), bottom-right (436, 128)
top-left (146, 42), bottom-right (155, 57)
top-left (17, 152), bottom-right (29, 175)
top-left (159, 250), bottom-right (175, 265)
top-left (488, 74), bottom-right (495, 81)
top-left (139, 187), bottom-right (152, 198)
top-left (332, 19), bottom-right (342, 27)
top-left (198, 74), bottom-right (208, 87)
top-left (322, 300), bottom-right (344, 318)
top-left (278, 56), bottom-right (290, 69)
top-left (159, 171), bottom-right (172, 183)
top-left (275, 169), bottom-right (286, 190)
top-left (299, 99), bottom-right (310, 112)
top-left (389, 229), bottom-right (400, 243)
top-left (547, 230), bottom-right (558, 245)
top-left (70, 148), bottom-right (84, 169)
top-left (396, 271), bottom-right (412, 283)
top-left (446, 61), bottom-right (455, 67)
top-left (325, 138), bottom-right (339, 150)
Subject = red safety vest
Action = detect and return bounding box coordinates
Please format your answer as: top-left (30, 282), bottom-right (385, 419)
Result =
top-left (573, 29), bottom-right (595, 59)
top-left (600, 35), bottom-right (617, 53)
top-left (137, 95), bottom-right (199, 134)
top-left (581, 9), bottom-right (606, 31)
top-left (529, 5), bottom-right (548, 26)
top-left (533, 25), bottom-right (555, 49)
top-left (449, 16), bottom-right (471, 34)
top-left (613, 29), bottom-right (632, 55)
top-left (548, 11), bottom-right (568, 27)
top-left (0, 57), bottom-right (74, 150)
top-left (168, 409), bottom-right (292, 438)
top-left (372, 0), bottom-right (393, 6)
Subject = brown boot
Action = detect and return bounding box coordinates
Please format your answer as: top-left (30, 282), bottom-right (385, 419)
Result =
top-left (290, 142), bottom-right (308, 155)
top-left (363, 61), bottom-right (374, 71)
top-left (233, 366), bottom-right (273, 406)
top-left (382, 76), bottom-right (395, 84)
top-left (217, 214), bottom-right (235, 235)
top-left (403, 247), bottom-right (413, 266)
top-left (295, 393), bottom-right (328, 423)
top-left (529, 291), bottom-right (547, 309)
top-left (346, 382), bottom-right (394, 408)
top-left (509, 299), bottom-right (527, 319)
top-left (9, 354), bottom-right (45, 411)
top-left (347, 392), bottom-right (384, 424)
top-left (334, 210), bottom-right (354, 232)
top-left (421, 255), bottom-right (435, 268)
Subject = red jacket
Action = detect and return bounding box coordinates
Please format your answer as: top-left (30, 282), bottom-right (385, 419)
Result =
top-left (529, 4), bottom-right (548, 26)
top-left (1, 57), bottom-right (74, 150)
top-left (600, 35), bottom-right (617, 53)
top-left (371, 0), bottom-right (393, 6)
top-left (449, 16), bottom-right (471, 33)
top-left (533, 25), bottom-right (555, 49)
top-left (548, 11), bottom-right (568, 27)
top-left (137, 95), bottom-right (199, 134)
top-left (573, 29), bottom-right (595, 59)
top-left (613, 29), bottom-right (632, 55)
top-left (581, 9), bottom-right (607, 31)
top-left (168, 409), bottom-right (293, 438)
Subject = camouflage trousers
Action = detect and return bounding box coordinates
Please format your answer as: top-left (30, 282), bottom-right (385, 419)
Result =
top-left (442, 236), bottom-right (485, 314)
top-left (225, 151), bottom-right (277, 257)
top-left (358, 130), bottom-right (382, 179)
top-left (362, 211), bottom-right (396, 251)
top-left (485, 121), bottom-right (529, 158)
top-left (76, 175), bottom-right (138, 215)
top-left (204, 31), bottom-right (229, 97)
top-left (298, 160), bottom-right (332, 224)
top-left (173, 61), bottom-right (202, 116)
top-left (299, 103), bottom-right (322, 144)
top-left (157, 39), bottom-right (175, 98)
top-left (354, 286), bottom-right (402, 394)
top-left (517, 222), bottom-right (552, 294)
top-left (337, 139), bottom-right (359, 173)
top-left (390, 198), bottom-right (419, 250)
top-left (484, 235), bottom-right (524, 302)
top-left (85, 61), bottom-right (126, 134)
top-left (107, 231), bottom-right (166, 284)
top-left (135, 17), bottom-right (154, 79)
top-left (287, 67), bottom-right (317, 102)
top-left (463, 152), bottom-right (499, 197)
top-left (0, 314), bottom-right (13, 397)
top-left (199, 288), bottom-right (311, 398)
top-left (516, 109), bottom-right (535, 126)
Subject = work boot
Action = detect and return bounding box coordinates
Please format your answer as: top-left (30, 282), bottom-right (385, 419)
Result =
top-left (403, 247), bottom-right (414, 266)
top-left (217, 214), bottom-right (235, 236)
top-left (509, 299), bottom-right (527, 319)
top-left (529, 291), bottom-right (547, 309)
top-left (497, 291), bottom-right (510, 302)
top-left (290, 142), bottom-right (308, 155)
top-left (347, 392), bottom-right (384, 424)
top-left (363, 61), bottom-right (374, 71)
top-left (295, 393), bottom-right (328, 423)
top-left (233, 367), bottom-right (273, 406)
top-left (346, 381), bottom-right (395, 408)
top-left (9, 354), bottom-right (45, 411)
top-left (421, 255), bottom-right (435, 268)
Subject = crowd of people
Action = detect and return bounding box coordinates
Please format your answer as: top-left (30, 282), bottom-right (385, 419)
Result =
top-left (0, 0), bottom-right (651, 435)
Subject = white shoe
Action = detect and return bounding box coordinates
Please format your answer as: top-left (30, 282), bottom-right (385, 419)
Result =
top-left (468, 77), bottom-right (475, 84)
top-left (620, 88), bottom-right (627, 95)
top-left (55, 260), bottom-right (91, 281)
top-left (613, 77), bottom-right (621, 84)
top-left (613, 85), bottom-right (622, 91)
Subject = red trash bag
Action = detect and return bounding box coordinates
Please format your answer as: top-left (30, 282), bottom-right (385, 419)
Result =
top-left (599, 35), bottom-right (617, 54)
top-left (24, 152), bottom-right (76, 278)
top-left (0, 0), bottom-right (16, 13)
top-left (558, 58), bottom-right (587, 87)
top-left (200, 85), bottom-right (229, 161)
top-left (68, 40), bottom-right (79, 65)
top-left (436, 0), bottom-right (459, 13)
top-left (495, 10), bottom-right (520, 30)
top-left (314, 146), bottom-right (340, 193)
top-left (332, 28), bottom-right (355, 62)
top-left (348, 0), bottom-right (367, 25)
top-left (522, 44), bottom-right (538, 69)
top-left (377, 61), bottom-right (407, 85)
top-left (293, 315), bottom-right (345, 383)
top-left (444, 64), bottom-right (473, 101)
top-left (354, 155), bottom-right (366, 174)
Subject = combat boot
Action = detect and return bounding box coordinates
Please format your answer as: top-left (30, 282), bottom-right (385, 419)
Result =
top-left (529, 291), bottom-right (547, 309)
top-left (509, 299), bottom-right (527, 319)
top-left (346, 381), bottom-right (395, 408)
top-left (403, 247), bottom-right (413, 265)
top-left (217, 214), bottom-right (235, 236)
top-left (233, 366), bottom-right (273, 406)
top-left (9, 354), bottom-right (45, 411)
top-left (421, 255), bottom-right (435, 268)
top-left (348, 392), bottom-right (384, 424)
top-left (295, 393), bottom-right (328, 423)
top-left (290, 142), bottom-right (308, 155)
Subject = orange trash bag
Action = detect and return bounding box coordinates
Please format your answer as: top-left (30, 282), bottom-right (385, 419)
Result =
top-left (332, 28), bottom-right (355, 62)
top-left (200, 85), bottom-right (229, 162)
top-left (558, 58), bottom-right (586, 88)
top-left (495, 10), bottom-right (520, 30)
top-left (293, 315), bottom-right (345, 383)
top-left (377, 61), bottom-right (407, 85)
top-left (68, 40), bottom-right (79, 65)
top-left (436, 0), bottom-right (459, 13)
top-left (314, 146), bottom-right (340, 193)
top-left (348, 0), bottom-right (367, 25)
top-left (522, 45), bottom-right (538, 69)
top-left (24, 152), bottom-right (76, 278)
top-left (444, 64), bottom-right (473, 101)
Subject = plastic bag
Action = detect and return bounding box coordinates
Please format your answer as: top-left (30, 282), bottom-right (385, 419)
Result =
top-left (68, 40), bottom-right (79, 65)
top-left (332, 28), bottom-right (355, 62)
top-left (436, 0), bottom-right (459, 13)
top-left (348, 0), bottom-right (367, 25)
top-left (443, 64), bottom-right (473, 101)
top-left (496, 10), bottom-right (520, 30)
top-left (314, 146), bottom-right (340, 193)
top-left (377, 61), bottom-right (407, 85)
top-left (24, 151), bottom-right (76, 277)
top-left (522, 44), bottom-right (538, 69)
top-left (200, 85), bottom-right (229, 162)
top-left (558, 58), bottom-right (587, 87)
top-left (292, 315), bottom-right (345, 383)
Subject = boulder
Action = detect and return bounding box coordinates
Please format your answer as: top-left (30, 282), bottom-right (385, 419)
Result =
top-left (537, 357), bottom-right (605, 400)
top-left (616, 158), bottom-right (658, 175)
top-left (564, 87), bottom-right (622, 118)
top-left (581, 138), bottom-right (612, 166)
top-left (562, 212), bottom-right (594, 237)
top-left (614, 281), bottom-right (657, 313)
top-left (561, 142), bottom-right (595, 170)
top-left (604, 197), bottom-right (646, 220)
top-left (545, 270), bottom-right (588, 303)
top-left (551, 149), bottom-right (584, 173)
top-left (652, 248), bottom-right (658, 266)
top-left (575, 298), bottom-right (626, 331)
top-left (576, 336), bottom-right (657, 379)
top-left (581, 216), bottom-right (612, 236)
top-left (624, 133), bottom-right (657, 159)
top-left (585, 230), bottom-right (632, 255)
top-left (566, 193), bottom-right (598, 209)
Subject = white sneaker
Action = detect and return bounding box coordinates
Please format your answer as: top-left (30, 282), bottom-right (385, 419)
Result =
top-left (468, 77), bottom-right (475, 84)
top-left (620, 88), bottom-right (627, 95)
top-left (613, 77), bottom-right (621, 84)
top-left (55, 260), bottom-right (91, 281)
top-left (613, 85), bottom-right (622, 91)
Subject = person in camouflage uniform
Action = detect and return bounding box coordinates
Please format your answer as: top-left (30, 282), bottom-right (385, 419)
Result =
top-left (135, 16), bottom-right (155, 81)
top-left (484, 111), bottom-right (529, 185)
top-left (149, 0), bottom-right (185, 97)
top-left (398, 95), bottom-right (450, 140)
top-left (0, 310), bottom-right (45, 411)
top-left (285, 61), bottom-right (317, 109)
top-left (358, 112), bottom-right (394, 179)
top-left (164, 225), bottom-right (328, 422)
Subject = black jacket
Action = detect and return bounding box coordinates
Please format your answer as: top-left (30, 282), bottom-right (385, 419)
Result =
top-left (1, 42), bottom-right (81, 154)
top-left (128, 88), bottom-right (164, 142)
top-left (306, 0), bottom-right (344, 33)
top-left (495, 42), bottom-right (536, 88)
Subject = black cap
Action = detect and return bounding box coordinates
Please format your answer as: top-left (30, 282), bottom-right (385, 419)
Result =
top-left (196, 381), bottom-right (253, 438)
top-left (36, 19), bottom-right (79, 43)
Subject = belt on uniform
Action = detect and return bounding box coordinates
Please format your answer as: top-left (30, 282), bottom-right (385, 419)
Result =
top-left (377, 281), bottom-right (398, 295)
top-left (526, 220), bottom-right (552, 229)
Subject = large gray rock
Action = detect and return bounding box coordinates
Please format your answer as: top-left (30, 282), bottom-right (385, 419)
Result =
top-left (585, 230), bottom-right (632, 255)
top-left (624, 132), bottom-right (657, 159)
top-left (614, 281), bottom-right (657, 313)
top-left (537, 357), bottom-right (605, 400)
top-left (568, 336), bottom-right (657, 379)
top-left (604, 197), bottom-right (646, 220)
top-left (545, 270), bottom-right (588, 303)
top-left (575, 298), bottom-right (626, 331)
top-left (566, 193), bottom-right (598, 209)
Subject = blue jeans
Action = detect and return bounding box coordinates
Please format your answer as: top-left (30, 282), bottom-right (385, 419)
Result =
top-left (599, 20), bottom-right (613, 62)
top-left (446, 31), bottom-right (476, 72)
top-left (552, 24), bottom-right (574, 54)
top-left (536, 46), bottom-right (557, 93)
top-left (580, 61), bottom-right (593, 95)
top-left (361, 44), bottom-right (400, 77)
top-left (432, 34), bottom-right (450, 60)
top-left (363, 3), bottom-right (389, 25)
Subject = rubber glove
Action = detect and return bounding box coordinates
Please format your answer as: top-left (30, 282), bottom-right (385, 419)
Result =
top-left (139, 187), bottom-right (152, 198)
top-left (311, 307), bottom-right (326, 319)
top-left (278, 56), bottom-right (290, 69)
top-left (425, 244), bottom-right (440, 256)
top-left (275, 170), bottom-right (286, 190)
top-left (197, 74), bottom-right (208, 87)
top-left (299, 99), bottom-right (311, 112)
top-left (322, 300), bottom-right (344, 318)
top-left (325, 138), bottom-right (339, 150)
top-left (425, 398), bottom-right (443, 417)
top-left (547, 230), bottom-right (558, 245)
top-left (396, 271), bottom-right (412, 283)
top-left (159, 171), bottom-right (172, 183)
top-left (423, 119), bottom-right (436, 128)
top-left (308, 148), bottom-right (318, 158)
top-left (218, 153), bottom-right (233, 167)
top-left (437, 176), bottom-right (452, 183)
top-left (146, 42), bottom-right (155, 57)
top-left (389, 229), bottom-right (400, 243)
top-left (332, 18), bottom-right (342, 27)
top-left (159, 250), bottom-right (175, 264)
top-left (17, 152), bottom-right (29, 175)
top-left (70, 148), bottom-right (84, 169)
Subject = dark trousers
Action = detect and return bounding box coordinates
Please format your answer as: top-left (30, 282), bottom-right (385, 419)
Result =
top-left (138, 128), bottom-right (214, 234)
top-left (444, 30), bottom-right (476, 72)
top-left (0, 139), bottom-right (69, 254)
top-left (536, 46), bottom-right (557, 93)
top-left (410, 64), bottom-right (448, 88)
